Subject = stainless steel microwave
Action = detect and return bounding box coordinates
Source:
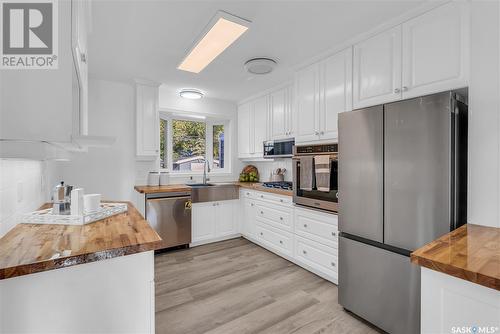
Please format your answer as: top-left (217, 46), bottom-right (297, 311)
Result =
top-left (263, 138), bottom-right (294, 158)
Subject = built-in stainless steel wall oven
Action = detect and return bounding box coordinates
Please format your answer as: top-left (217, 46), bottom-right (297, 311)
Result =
top-left (292, 144), bottom-right (338, 212)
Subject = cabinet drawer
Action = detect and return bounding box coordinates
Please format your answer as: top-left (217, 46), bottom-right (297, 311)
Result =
top-left (256, 222), bottom-right (293, 257)
top-left (294, 208), bottom-right (338, 247)
top-left (256, 203), bottom-right (292, 231)
top-left (254, 191), bottom-right (292, 205)
top-left (295, 235), bottom-right (338, 279)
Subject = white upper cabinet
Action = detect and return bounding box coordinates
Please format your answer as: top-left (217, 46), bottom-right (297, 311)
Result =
top-left (401, 2), bottom-right (468, 99)
top-left (320, 47), bottom-right (353, 141)
top-left (237, 95), bottom-right (269, 159)
top-left (295, 47), bottom-right (352, 143)
top-left (237, 102), bottom-right (252, 157)
top-left (253, 96), bottom-right (268, 155)
top-left (269, 85), bottom-right (294, 140)
top-left (136, 82), bottom-right (160, 158)
top-left (270, 88), bottom-right (287, 140)
top-left (353, 26), bottom-right (402, 109)
top-left (295, 64), bottom-right (320, 143)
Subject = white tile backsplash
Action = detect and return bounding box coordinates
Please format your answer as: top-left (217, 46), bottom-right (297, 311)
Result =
top-left (250, 159), bottom-right (293, 182)
top-left (0, 159), bottom-right (48, 237)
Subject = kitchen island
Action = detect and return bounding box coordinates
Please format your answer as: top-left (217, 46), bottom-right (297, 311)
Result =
top-left (411, 224), bottom-right (500, 333)
top-left (0, 202), bottom-right (162, 333)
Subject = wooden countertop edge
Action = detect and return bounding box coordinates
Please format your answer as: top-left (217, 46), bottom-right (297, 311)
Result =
top-left (0, 239), bottom-right (163, 280)
top-left (410, 254), bottom-right (500, 291)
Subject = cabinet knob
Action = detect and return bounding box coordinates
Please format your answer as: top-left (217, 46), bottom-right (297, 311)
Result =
top-left (394, 88), bottom-right (400, 93)
top-left (80, 53), bottom-right (87, 63)
top-left (280, 217), bottom-right (283, 221)
top-left (279, 240), bottom-right (283, 244)
top-left (251, 203), bottom-right (254, 207)
top-left (260, 195), bottom-right (264, 198)
top-left (280, 199), bottom-right (284, 203)
top-left (260, 232), bottom-right (263, 236)
top-left (315, 131), bottom-right (319, 135)
top-left (402, 86), bottom-right (408, 92)
top-left (303, 224), bottom-right (307, 228)
top-left (331, 232), bottom-right (336, 237)
top-left (260, 211), bottom-right (264, 214)
top-left (331, 262), bottom-right (336, 267)
top-left (303, 250), bottom-right (307, 255)
top-left (320, 131), bottom-right (324, 135)
top-left (246, 192), bottom-right (250, 195)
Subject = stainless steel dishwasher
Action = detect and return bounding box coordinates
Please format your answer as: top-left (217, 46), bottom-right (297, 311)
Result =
top-left (145, 192), bottom-right (192, 250)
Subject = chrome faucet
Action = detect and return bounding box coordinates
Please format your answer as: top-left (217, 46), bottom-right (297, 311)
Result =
top-left (203, 159), bottom-right (211, 184)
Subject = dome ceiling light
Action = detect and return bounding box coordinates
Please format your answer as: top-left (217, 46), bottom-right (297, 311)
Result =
top-left (179, 89), bottom-right (204, 99)
top-left (244, 58), bottom-right (277, 75)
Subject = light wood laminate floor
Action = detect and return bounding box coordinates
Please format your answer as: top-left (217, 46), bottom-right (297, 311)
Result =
top-left (155, 238), bottom-right (380, 334)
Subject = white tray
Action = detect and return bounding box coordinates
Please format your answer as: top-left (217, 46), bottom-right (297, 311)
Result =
top-left (20, 203), bottom-right (128, 226)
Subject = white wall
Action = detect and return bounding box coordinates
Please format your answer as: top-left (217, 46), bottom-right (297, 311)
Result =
top-left (57, 79), bottom-right (142, 202)
top-left (468, 1), bottom-right (500, 228)
top-left (0, 160), bottom-right (50, 237)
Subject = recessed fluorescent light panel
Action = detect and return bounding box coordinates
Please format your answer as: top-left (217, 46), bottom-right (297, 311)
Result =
top-left (178, 11), bottom-right (250, 73)
top-left (179, 89), bottom-right (204, 99)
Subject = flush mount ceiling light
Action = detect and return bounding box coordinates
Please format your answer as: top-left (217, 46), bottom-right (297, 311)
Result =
top-left (244, 58), bottom-right (277, 75)
top-left (179, 89), bottom-right (204, 99)
top-left (178, 11), bottom-right (251, 73)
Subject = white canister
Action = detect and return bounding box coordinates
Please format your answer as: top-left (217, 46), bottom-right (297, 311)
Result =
top-left (159, 171), bottom-right (169, 186)
top-left (84, 194), bottom-right (101, 213)
top-left (70, 188), bottom-right (85, 216)
top-left (147, 172), bottom-right (160, 186)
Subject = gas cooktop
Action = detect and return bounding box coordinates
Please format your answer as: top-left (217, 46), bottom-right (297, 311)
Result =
top-left (262, 181), bottom-right (293, 191)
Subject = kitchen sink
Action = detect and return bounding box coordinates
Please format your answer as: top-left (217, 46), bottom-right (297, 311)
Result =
top-left (188, 183), bottom-right (239, 203)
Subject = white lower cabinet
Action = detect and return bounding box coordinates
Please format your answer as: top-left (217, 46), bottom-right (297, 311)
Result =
top-left (240, 190), bottom-right (339, 284)
top-left (191, 200), bottom-right (238, 246)
top-left (255, 221), bottom-right (294, 258)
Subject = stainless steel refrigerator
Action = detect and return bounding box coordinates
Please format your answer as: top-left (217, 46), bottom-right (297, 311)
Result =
top-left (337, 91), bottom-right (467, 334)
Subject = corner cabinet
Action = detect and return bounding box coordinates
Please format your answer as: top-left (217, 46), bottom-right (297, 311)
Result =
top-left (295, 47), bottom-right (352, 144)
top-left (353, 2), bottom-right (469, 109)
top-left (237, 95), bottom-right (269, 159)
top-left (136, 81), bottom-right (160, 158)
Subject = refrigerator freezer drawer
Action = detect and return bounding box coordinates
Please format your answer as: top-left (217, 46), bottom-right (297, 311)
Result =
top-left (339, 236), bottom-right (420, 334)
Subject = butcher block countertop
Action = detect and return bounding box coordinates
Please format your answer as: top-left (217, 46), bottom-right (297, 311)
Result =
top-left (135, 182), bottom-right (293, 197)
top-left (0, 202), bottom-right (162, 280)
top-left (411, 224), bottom-right (500, 291)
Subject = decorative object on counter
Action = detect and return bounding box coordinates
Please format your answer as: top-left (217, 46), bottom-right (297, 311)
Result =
top-left (239, 165), bottom-right (259, 182)
top-left (70, 188), bottom-right (84, 216)
top-left (20, 202), bottom-right (128, 226)
top-left (159, 171), bottom-right (169, 186)
top-left (270, 167), bottom-right (286, 182)
top-left (83, 194), bottom-right (102, 213)
top-left (147, 171), bottom-right (161, 186)
top-left (51, 181), bottom-right (73, 215)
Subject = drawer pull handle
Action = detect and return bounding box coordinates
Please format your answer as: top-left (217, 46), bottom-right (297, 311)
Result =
top-left (279, 240), bottom-right (283, 244)
top-left (331, 262), bottom-right (336, 267)
top-left (303, 224), bottom-right (307, 228)
top-left (302, 250), bottom-right (307, 255)
top-left (331, 232), bottom-right (336, 237)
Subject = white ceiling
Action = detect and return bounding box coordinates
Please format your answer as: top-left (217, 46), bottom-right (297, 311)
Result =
top-left (89, 1), bottom-right (425, 102)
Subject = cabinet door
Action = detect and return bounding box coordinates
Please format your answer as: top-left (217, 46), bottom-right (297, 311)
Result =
top-left (244, 199), bottom-right (256, 238)
top-left (353, 26), bottom-right (402, 109)
top-left (136, 83), bottom-right (159, 157)
top-left (192, 202), bottom-right (216, 242)
top-left (237, 102), bottom-right (252, 157)
top-left (71, 0), bottom-right (90, 136)
top-left (320, 47), bottom-right (353, 141)
top-left (286, 85), bottom-right (295, 136)
top-left (269, 88), bottom-right (288, 140)
top-left (216, 200), bottom-right (236, 237)
top-left (402, 2), bottom-right (468, 99)
top-left (252, 96), bottom-right (268, 155)
top-left (295, 64), bottom-right (320, 143)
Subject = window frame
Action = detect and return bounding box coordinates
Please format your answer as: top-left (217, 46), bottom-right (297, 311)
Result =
top-left (159, 110), bottom-right (231, 175)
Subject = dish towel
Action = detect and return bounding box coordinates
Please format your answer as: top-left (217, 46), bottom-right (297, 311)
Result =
top-left (315, 155), bottom-right (331, 192)
top-left (299, 156), bottom-right (314, 191)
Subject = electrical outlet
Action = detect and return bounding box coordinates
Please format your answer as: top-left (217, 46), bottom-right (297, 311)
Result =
top-left (17, 181), bottom-right (23, 203)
